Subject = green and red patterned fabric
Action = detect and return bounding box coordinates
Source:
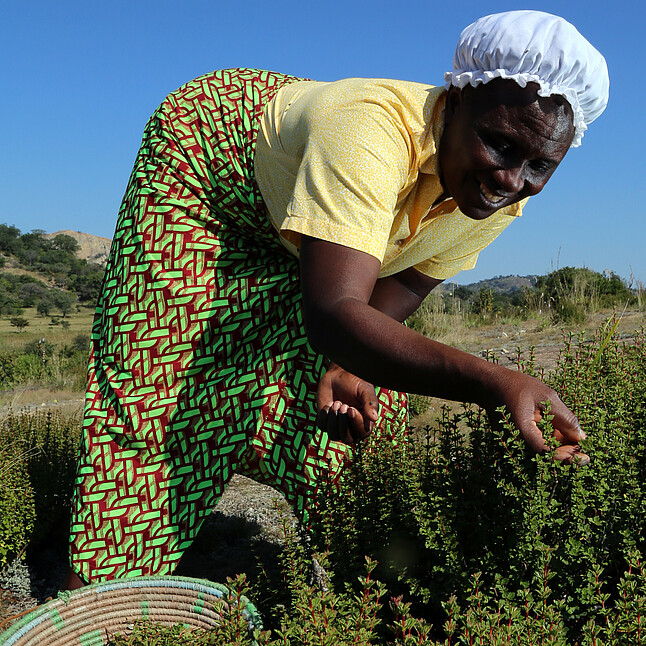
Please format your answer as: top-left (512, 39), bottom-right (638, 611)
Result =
top-left (69, 69), bottom-right (408, 583)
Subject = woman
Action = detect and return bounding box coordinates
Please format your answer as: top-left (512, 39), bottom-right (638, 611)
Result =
top-left (65, 10), bottom-right (609, 588)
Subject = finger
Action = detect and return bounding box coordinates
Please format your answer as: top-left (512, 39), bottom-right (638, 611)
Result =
top-left (553, 423), bottom-right (587, 445)
top-left (337, 403), bottom-right (351, 444)
top-left (317, 402), bottom-right (342, 441)
top-left (357, 387), bottom-right (379, 434)
top-left (327, 401), bottom-right (341, 441)
top-left (537, 402), bottom-right (586, 448)
top-left (326, 401), bottom-right (352, 444)
top-left (553, 444), bottom-right (590, 466)
top-left (518, 416), bottom-right (590, 464)
top-left (316, 403), bottom-right (332, 434)
top-left (543, 399), bottom-right (586, 444)
top-left (347, 406), bottom-right (364, 439)
top-left (518, 419), bottom-right (550, 454)
top-left (347, 407), bottom-right (371, 442)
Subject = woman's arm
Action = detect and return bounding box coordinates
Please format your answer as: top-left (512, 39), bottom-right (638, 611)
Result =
top-left (316, 266), bottom-right (442, 442)
top-left (301, 236), bottom-right (587, 462)
top-left (369, 268), bottom-right (443, 323)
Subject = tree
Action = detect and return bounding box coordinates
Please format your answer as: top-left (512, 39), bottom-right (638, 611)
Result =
top-left (69, 265), bottom-right (104, 303)
top-left (52, 290), bottom-right (76, 318)
top-left (21, 249), bottom-right (38, 268)
top-left (453, 285), bottom-right (473, 301)
top-left (10, 317), bottom-right (29, 332)
top-left (474, 287), bottom-right (494, 315)
top-left (51, 234), bottom-right (80, 254)
top-left (18, 282), bottom-right (47, 307)
top-left (37, 296), bottom-right (54, 317)
top-left (0, 223), bottom-right (21, 255)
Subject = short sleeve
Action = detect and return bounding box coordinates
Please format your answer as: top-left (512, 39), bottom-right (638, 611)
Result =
top-left (280, 87), bottom-right (412, 262)
top-left (414, 249), bottom-right (481, 279)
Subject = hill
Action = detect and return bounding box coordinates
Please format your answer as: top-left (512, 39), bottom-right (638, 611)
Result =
top-left (45, 230), bottom-right (111, 266)
top-left (439, 274), bottom-right (539, 295)
top-left (0, 225), bottom-right (106, 313)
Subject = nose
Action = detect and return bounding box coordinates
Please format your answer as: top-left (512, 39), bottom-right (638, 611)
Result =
top-left (491, 164), bottom-right (525, 195)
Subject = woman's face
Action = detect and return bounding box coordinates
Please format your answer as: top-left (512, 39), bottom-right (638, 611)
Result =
top-left (439, 79), bottom-right (575, 220)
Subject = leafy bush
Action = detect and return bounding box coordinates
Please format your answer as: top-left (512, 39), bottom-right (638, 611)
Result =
top-left (0, 410), bottom-right (80, 561)
top-left (4, 318), bottom-right (646, 645)
top-left (532, 267), bottom-right (636, 324)
top-left (9, 317), bottom-right (29, 332)
top-left (118, 318), bottom-right (641, 645)
top-left (0, 339), bottom-right (88, 390)
top-left (0, 352), bottom-right (43, 387)
top-left (0, 439), bottom-right (35, 566)
top-left (308, 318), bottom-right (646, 643)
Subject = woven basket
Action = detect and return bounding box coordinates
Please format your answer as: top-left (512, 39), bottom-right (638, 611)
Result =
top-left (0, 575), bottom-right (262, 646)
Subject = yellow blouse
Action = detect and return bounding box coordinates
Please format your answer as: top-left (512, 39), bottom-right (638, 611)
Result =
top-left (254, 77), bottom-right (525, 280)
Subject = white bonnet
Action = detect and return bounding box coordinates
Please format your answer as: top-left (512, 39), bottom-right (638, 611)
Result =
top-left (444, 10), bottom-right (609, 147)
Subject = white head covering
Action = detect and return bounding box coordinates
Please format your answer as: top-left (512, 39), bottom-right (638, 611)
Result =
top-left (444, 10), bottom-right (609, 147)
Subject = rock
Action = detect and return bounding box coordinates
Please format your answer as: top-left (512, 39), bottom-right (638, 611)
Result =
top-left (45, 230), bottom-right (111, 266)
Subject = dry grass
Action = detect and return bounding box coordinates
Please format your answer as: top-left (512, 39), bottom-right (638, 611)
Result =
top-left (0, 388), bottom-right (84, 416)
top-left (2, 299), bottom-right (644, 428)
top-left (0, 307), bottom-right (95, 352)
top-left (407, 306), bottom-right (646, 428)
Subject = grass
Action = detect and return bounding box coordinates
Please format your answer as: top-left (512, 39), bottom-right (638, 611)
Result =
top-left (0, 307), bottom-right (95, 353)
top-left (0, 388), bottom-right (84, 414)
top-left (405, 302), bottom-right (646, 426)
top-left (0, 307), bottom-right (94, 401)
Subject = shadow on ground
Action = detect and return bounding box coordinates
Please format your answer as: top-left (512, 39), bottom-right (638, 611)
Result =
top-left (175, 512), bottom-right (286, 584)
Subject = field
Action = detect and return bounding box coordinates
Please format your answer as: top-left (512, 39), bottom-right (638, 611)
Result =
top-left (0, 306), bottom-right (94, 411)
top-left (1, 296), bottom-right (645, 645)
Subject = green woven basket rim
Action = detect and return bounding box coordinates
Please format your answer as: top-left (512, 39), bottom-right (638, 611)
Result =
top-left (0, 575), bottom-right (262, 646)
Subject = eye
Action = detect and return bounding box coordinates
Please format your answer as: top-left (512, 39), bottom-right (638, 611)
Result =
top-left (481, 133), bottom-right (512, 155)
top-left (529, 159), bottom-right (554, 174)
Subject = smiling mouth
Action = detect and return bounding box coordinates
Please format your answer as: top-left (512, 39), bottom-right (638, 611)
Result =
top-left (480, 183), bottom-right (506, 205)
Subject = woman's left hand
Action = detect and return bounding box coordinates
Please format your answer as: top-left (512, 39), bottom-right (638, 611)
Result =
top-left (316, 364), bottom-right (379, 444)
top-left (486, 368), bottom-right (589, 464)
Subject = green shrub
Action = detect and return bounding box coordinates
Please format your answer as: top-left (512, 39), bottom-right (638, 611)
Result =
top-left (0, 341), bottom-right (88, 390)
top-left (0, 352), bottom-right (40, 388)
top-left (4, 318), bottom-right (646, 645)
top-left (0, 410), bottom-right (80, 558)
top-left (0, 439), bottom-right (35, 565)
top-left (308, 318), bottom-right (646, 643)
top-left (530, 267), bottom-right (636, 325)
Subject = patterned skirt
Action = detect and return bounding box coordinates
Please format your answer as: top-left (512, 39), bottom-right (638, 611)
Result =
top-left (69, 69), bottom-right (408, 583)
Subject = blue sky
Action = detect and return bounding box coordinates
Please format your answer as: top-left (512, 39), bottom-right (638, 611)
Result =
top-left (2, 0), bottom-right (643, 284)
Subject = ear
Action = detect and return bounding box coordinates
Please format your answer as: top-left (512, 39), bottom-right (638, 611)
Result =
top-left (444, 85), bottom-right (463, 125)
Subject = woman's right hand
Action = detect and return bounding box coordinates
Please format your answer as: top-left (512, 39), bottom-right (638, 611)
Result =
top-left (486, 367), bottom-right (589, 464)
top-left (315, 363), bottom-right (379, 444)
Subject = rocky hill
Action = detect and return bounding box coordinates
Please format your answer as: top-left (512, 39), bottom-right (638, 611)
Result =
top-left (45, 230), bottom-right (111, 266)
top-left (439, 274), bottom-right (539, 294)
top-left (464, 274), bottom-right (538, 294)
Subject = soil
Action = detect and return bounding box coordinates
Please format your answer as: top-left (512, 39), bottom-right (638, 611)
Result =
top-left (1, 309), bottom-right (644, 629)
